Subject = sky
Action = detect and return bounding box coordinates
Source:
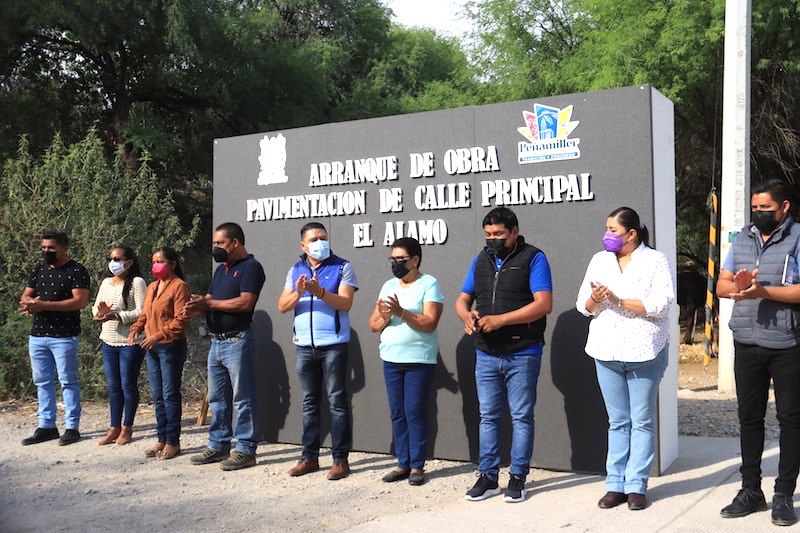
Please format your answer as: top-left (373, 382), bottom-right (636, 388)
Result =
top-left (384, 0), bottom-right (471, 38)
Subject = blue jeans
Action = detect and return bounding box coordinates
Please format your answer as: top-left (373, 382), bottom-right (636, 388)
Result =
top-left (146, 340), bottom-right (186, 445)
top-left (29, 335), bottom-right (81, 430)
top-left (594, 346), bottom-right (668, 495)
top-left (296, 343), bottom-right (351, 462)
top-left (383, 361), bottom-right (436, 470)
top-left (207, 329), bottom-right (259, 455)
top-left (734, 341), bottom-right (800, 496)
top-left (475, 352), bottom-right (542, 480)
top-left (101, 342), bottom-right (145, 427)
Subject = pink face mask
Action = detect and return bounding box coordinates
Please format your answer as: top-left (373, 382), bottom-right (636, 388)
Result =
top-left (151, 262), bottom-right (169, 280)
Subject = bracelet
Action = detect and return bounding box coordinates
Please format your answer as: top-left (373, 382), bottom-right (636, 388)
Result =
top-left (590, 295), bottom-right (602, 303)
top-left (400, 309), bottom-right (406, 320)
top-left (318, 287), bottom-right (325, 299)
top-left (618, 298), bottom-right (623, 308)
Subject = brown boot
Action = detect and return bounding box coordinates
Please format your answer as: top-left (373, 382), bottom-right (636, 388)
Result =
top-left (116, 426), bottom-right (133, 446)
top-left (97, 427), bottom-right (121, 446)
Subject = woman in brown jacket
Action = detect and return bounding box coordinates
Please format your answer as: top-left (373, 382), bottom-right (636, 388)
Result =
top-left (128, 247), bottom-right (190, 460)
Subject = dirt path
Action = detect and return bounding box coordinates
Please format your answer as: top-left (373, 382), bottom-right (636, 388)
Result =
top-left (0, 348), bottom-right (754, 532)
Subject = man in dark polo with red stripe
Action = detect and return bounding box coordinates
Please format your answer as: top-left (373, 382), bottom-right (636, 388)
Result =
top-left (186, 222), bottom-right (265, 471)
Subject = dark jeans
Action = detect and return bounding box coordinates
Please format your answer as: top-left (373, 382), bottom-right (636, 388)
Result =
top-left (101, 342), bottom-right (145, 427)
top-left (734, 341), bottom-right (800, 496)
top-left (146, 340), bottom-right (187, 446)
top-left (383, 361), bottom-right (436, 470)
top-left (295, 343), bottom-right (351, 462)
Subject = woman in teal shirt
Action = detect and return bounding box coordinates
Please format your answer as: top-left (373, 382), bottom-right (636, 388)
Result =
top-left (368, 237), bottom-right (444, 486)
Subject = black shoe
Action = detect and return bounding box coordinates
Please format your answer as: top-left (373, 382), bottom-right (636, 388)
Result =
top-left (504, 475), bottom-right (526, 503)
top-left (382, 469), bottom-right (410, 483)
top-left (464, 474), bottom-right (500, 501)
top-left (720, 488), bottom-right (767, 518)
top-left (58, 429), bottom-right (80, 446)
top-left (772, 493), bottom-right (798, 526)
top-left (408, 471), bottom-right (425, 486)
top-left (21, 427), bottom-right (60, 446)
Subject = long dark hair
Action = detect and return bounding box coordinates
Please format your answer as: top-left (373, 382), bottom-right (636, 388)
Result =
top-left (154, 246), bottom-right (186, 280)
top-left (114, 245), bottom-right (143, 311)
top-left (608, 207), bottom-right (650, 247)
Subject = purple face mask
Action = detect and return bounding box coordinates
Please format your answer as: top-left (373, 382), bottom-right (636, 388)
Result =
top-left (602, 231), bottom-right (624, 253)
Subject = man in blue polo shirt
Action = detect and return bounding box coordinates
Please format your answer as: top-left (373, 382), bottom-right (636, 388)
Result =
top-left (187, 222), bottom-right (265, 471)
top-left (278, 222), bottom-right (358, 480)
top-left (454, 207), bottom-right (553, 503)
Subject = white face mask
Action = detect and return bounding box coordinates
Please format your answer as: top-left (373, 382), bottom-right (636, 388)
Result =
top-left (109, 259), bottom-right (127, 276)
top-left (306, 239), bottom-right (331, 261)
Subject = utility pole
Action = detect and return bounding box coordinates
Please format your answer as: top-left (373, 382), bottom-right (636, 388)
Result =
top-left (718, 0), bottom-right (751, 393)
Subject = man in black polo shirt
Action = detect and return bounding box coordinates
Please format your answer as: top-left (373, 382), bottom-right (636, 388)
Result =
top-left (186, 222), bottom-right (265, 471)
top-left (19, 230), bottom-right (90, 446)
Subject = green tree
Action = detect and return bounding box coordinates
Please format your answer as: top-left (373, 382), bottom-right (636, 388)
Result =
top-left (0, 130), bottom-right (200, 399)
top-left (337, 26), bottom-right (480, 118)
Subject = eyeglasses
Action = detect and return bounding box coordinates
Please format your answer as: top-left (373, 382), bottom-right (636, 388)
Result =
top-left (389, 256), bottom-right (411, 263)
top-left (108, 257), bottom-right (126, 262)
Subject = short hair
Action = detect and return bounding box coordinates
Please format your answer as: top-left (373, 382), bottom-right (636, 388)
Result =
top-left (391, 237), bottom-right (422, 266)
top-left (752, 178), bottom-right (793, 206)
top-left (608, 206), bottom-right (650, 247)
top-left (300, 222), bottom-right (327, 239)
top-left (42, 230), bottom-right (68, 246)
top-left (215, 222), bottom-right (245, 245)
top-left (482, 207), bottom-right (518, 231)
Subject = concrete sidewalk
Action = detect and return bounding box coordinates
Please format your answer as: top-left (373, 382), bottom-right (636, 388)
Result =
top-left (349, 437), bottom-right (793, 532)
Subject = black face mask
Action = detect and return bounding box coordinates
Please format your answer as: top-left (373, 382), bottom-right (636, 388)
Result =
top-left (211, 246), bottom-right (229, 263)
top-left (485, 238), bottom-right (508, 256)
top-left (391, 260), bottom-right (410, 279)
top-left (752, 210), bottom-right (781, 235)
top-left (43, 250), bottom-right (58, 266)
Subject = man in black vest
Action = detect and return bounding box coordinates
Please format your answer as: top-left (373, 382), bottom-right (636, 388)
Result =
top-left (455, 207), bottom-right (553, 503)
top-left (717, 179), bottom-right (800, 526)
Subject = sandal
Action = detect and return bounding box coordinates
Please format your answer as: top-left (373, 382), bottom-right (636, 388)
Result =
top-left (97, 427), bottom-right (121, 446)
top-left (158, 444), bottom-right (181, 460)
top-left (145, 442), bottom-right (165, 459)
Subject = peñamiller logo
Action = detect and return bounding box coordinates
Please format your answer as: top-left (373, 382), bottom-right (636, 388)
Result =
top-left (257, 133), bottom-right (289, 185)
top-left (517, 104), bottom-right (580, 164)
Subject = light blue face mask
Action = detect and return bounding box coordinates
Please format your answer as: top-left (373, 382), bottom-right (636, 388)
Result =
top-left (306, 239), bottom-right (331, 261)
top-left (109, 259), bottom-right (127, 276)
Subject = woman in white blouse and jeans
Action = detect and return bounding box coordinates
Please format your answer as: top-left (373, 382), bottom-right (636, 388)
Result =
top-left (576, 207), bottom-right (674, 511)
top-left (92, 245), bottom-right (147, 446)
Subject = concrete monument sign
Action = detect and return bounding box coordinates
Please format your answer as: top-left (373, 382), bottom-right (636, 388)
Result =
top-left (212, 84), bottom-right (677, 474)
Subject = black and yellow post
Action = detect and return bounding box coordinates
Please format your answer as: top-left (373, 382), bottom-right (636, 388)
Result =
top-left (704, 187), bottom-right (718, 371)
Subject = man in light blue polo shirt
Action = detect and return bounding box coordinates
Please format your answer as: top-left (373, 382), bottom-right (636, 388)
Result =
top-left (278, 222), bottom-right (359, 481)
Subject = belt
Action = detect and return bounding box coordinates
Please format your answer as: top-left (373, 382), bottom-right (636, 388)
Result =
top-left (209, 330), bottom-right (243, 340)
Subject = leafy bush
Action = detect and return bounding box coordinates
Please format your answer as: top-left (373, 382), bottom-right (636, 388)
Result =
top-left (0, 130), bottom-right (200, 399)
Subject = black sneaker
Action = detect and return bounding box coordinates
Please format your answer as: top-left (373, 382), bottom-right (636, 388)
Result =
top-left (220, 450), bottom-right (256, 471)
top-left (21, 427), bottom-right (60, 446)
top-left (504, 475), bottom-right (526, 503)
top-left (58, 429), bottom-right (80, 446)
top-left (720, 487), bottom-right (768, 518)
top-left (190, 448), bottom-right (229, 465)
top-left (465, 474), bottom-right (501, 501)
top-left (772, 493), bottom-right (798, 526)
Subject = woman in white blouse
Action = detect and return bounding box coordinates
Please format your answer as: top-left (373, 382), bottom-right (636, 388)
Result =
top-left (575, 207), bottom-right (674, 511)
top-left (92, 245), bottom-right (147, 446)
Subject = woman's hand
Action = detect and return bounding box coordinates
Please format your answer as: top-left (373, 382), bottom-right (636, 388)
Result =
top-left (139, 335), bottom-right (159, 350)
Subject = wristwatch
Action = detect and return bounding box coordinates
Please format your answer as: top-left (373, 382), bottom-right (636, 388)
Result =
top-left (617, 299), bottom-right (623, 308)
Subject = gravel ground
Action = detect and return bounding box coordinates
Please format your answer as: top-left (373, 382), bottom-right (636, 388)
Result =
top-left (0, 344), bottom-right (777, 532)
